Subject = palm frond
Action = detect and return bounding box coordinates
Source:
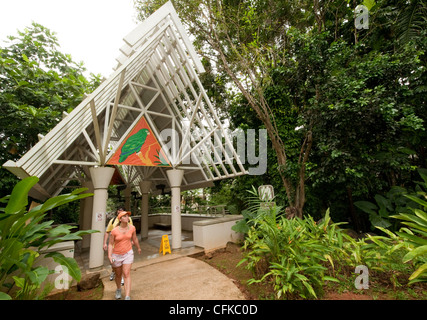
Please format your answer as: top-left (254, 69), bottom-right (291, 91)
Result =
top-left (395, 0), bottom-right (427, 45)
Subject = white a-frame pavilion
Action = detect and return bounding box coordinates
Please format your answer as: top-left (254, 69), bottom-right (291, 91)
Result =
top-left (3, 2), bottom-right (247, 270)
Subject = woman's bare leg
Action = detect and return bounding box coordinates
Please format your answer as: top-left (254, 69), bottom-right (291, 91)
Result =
top-left (122, 263), bottom-right (132, 297)
top-left (114, 266), bottom-right (123, 290)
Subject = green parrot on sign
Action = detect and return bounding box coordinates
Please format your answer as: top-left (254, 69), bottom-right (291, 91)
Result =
top-left (119, 129), bottom-right (150, 163)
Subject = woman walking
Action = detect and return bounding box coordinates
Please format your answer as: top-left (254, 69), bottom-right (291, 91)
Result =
top-left (104, 207), bottom-right (134, 283)
top-left (108, 210), bottom-right (141, 300)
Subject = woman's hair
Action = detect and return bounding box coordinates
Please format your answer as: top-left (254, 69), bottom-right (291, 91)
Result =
top-left (116, 206), bottom-right (126, 212)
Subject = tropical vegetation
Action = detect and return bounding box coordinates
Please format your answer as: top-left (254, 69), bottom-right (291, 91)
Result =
top-left (136, 0), bottom-right (427, 229)
top-left (0, 0), bottom-right (426, 300)
top-left (0, 177), bottom-right (97, 300)
top-left (0, 22), bottom-right (101, 198)
top-left (235, 184), bottom-right (427, 299)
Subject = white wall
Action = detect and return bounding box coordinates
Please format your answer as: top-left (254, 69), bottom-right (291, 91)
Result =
top-left (193, 215), bottom-right (244, 251)
top-left (148, 214), bottom-right (219, 231)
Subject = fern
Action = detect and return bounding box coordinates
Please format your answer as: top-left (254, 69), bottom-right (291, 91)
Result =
top-left (395, 0), bottom-right (427, 45)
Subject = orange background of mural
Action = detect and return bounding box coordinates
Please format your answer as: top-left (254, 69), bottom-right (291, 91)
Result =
top-left (107, 116), bottom-right (170, 167)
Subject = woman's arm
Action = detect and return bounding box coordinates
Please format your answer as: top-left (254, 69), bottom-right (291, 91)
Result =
top-left (103, 231), bottom-right (110, 251)
top-left (108, 232), bottom-right (115, 264)
top-left (131, 227), bottom-right (141, 254)
top-left (104, 218), bottom-right (114, 250)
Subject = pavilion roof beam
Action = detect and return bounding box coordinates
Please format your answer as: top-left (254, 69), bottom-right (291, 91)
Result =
top-left (163, 43), bottom-right (236, 177)
top-left (102, 69), bottom-right (126, 163)
top-left (178, 93), bottom-right (202, 162)
top-left (152, 53), bottom-right (181, 102)
top-left (171, 28), bottom-right (246, 175)
top-left (166, 68), bottom-right (229, 177)
top-left (145, 66), bottom-right (185, 131)
top-left (23, 104), bottom-right (92, 177)
top-left (82, 129), bottom-right (100, 163)
top-left (171, 92), bottom-right (221, 180)
top-left (90, 100), bottom-right (104, 163)
top-left (149, 61), bottom-right (218, 180)
top-left (130, 81), bottom-right (159, 92)
top-left (53, 160), bottom-right (100, 166)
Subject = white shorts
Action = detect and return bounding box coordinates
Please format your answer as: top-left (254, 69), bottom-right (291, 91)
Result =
top-left (112, 250), bottom-right (134, 267)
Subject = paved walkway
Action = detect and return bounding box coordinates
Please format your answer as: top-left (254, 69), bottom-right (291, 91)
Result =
top-left (75, 229), bottom-right (245, 300)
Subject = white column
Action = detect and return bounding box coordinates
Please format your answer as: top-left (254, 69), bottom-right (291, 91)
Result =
top-left (81, 181), bottom-right (94, 251)
top-left (166, 169), bottom-right (184, 250)
top-left (89, 166), bottom-right (115, 270)
top-left (139, 181), bottom-right (152, 240)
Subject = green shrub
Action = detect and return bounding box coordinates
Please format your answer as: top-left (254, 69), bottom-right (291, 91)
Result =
top-left (354, 168), bottom-right (427, 231)
top-left (0, 176), bottom-right (98, 300)
top-left (239, 197), bottom-right (344, 299)
top-left (236, 185), bottom-right (427, 299)
top-left (353, 168), bottom-right (427, 284)
top-left (390, 194), bottom-right (427, 284)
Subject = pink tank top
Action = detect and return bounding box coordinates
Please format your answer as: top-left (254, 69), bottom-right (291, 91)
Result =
top-left (111, 225), bottom-right (135, 254)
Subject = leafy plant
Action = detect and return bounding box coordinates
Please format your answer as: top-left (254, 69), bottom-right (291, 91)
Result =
top-left (237, 187), bottom-right (344, 299)
top-left (354, 169), bottom-right (427, 230)
top-left (349, 169), bottom-right (427, 285)
top-left (390, 193), bottom-right (427, 284)
top-left (0, 176), bottom-right (98, 299)
top-left (231, 186), bottom-right (272, 234)
top-left (235, 185), bottom-right (426, 299)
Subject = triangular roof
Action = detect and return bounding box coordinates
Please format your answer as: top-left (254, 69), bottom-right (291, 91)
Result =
top-left (3, 1), bottom-right (247, 201)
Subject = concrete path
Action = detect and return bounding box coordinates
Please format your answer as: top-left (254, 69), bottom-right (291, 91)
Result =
top-left (75, 229), bottom-right (245, 300)
top-left (102, 256), bottom-right (245, 300)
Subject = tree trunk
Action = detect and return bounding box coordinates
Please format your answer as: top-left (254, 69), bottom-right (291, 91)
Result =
top-left (205, 5), bottom-right (313, 218)
top-left (347, 186), bottom-right (362, 233)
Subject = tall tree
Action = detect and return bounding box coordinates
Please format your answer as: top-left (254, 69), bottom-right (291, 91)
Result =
top-left (134, 0), bottom-right (427, 223)
top-left (135, 0), bottom-right (314, 217)
top-left (0, 23), bottom-right (101, 196)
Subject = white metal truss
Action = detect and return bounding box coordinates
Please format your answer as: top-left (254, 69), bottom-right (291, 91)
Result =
top-left (3, 1), bottom-right (247, 200)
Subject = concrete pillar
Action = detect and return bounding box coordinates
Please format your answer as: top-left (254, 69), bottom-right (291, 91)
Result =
top-left (81, 181), bottom-right (94, 251)
top-left (89, 166), bottom-right (115, 270)
top-left (139, 181), bottom-right (152, 240)
top-left (166, 169), bottom-right (184, 250)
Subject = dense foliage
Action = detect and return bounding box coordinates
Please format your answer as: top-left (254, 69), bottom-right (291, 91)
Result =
top-left (0, 177), bottom-right (97, 300)
top-left (135, 0), bottom-right (427, 299)
top-left (136, 0), bottom-right (427, 231)
top-left (238, 186), bottom-right (426, 299)
top-left (0, 23), bottom-right (101, 198)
